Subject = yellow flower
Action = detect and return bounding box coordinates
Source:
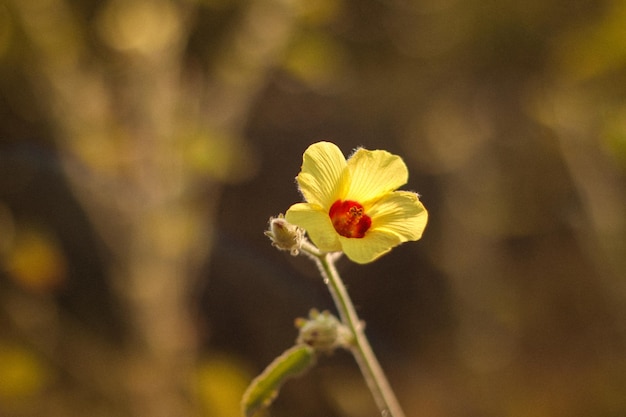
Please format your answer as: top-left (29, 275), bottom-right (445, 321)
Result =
top-left (285, 141), bottom-right (428, 264)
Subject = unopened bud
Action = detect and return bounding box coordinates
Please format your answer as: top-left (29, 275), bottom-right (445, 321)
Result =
top-left (295, 309), bottom-right (351, 353)
top-left (265, 214), bottom-right (304, 256)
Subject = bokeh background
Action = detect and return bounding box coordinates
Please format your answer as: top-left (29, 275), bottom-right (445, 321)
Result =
top-left (1, 0), bottom-right (625, 416)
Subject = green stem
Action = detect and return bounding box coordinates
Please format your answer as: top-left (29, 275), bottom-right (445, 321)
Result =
top-left (301, 242), bottom-right (406, 417)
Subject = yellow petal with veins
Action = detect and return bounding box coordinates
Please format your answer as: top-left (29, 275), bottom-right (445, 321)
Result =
top-left (345, 148), bottom-right (408, 204)
top-left (296, 142), bottom-right (349, 209)
top-left (368, 191), bottom-right (428, 241)
top-left (339, 231), bottom-right (401, 264)
top-left (285, 203), bottom-right (341, 252)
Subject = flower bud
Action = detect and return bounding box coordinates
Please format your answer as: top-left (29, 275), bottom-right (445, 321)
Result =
top-left (295, 309), bottom-right (351, 353)
top-left (264, 214), bottom-right (304, 255)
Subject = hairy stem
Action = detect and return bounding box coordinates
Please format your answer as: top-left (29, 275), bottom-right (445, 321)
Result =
top-left (300, 242), bottom-right (406, 417)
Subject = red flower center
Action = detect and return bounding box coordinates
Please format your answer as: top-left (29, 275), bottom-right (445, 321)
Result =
top-left (329, 200), bottom-right (371, 238)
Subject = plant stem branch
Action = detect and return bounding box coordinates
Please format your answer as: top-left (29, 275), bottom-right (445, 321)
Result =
top-left (300, 243), bottom-right (406, 417)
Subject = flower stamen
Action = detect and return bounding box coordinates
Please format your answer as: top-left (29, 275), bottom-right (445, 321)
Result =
top-left (329, 200), bottom-right (371, 238)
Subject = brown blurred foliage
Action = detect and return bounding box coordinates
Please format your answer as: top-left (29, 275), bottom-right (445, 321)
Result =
top-left (1, 0), bottom-right (625, 417)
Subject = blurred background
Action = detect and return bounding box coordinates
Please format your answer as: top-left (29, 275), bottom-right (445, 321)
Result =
top-left (1, 0), bottom-right (625, 416)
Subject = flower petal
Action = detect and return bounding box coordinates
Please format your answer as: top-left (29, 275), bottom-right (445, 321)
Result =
top-left (296, 142), bottom-right (349, 209)
top-left (285, 203), bottom-right (341, 252)
top-left (367, 191), bottom-right (428, 241)
top-left (345, 148), bottom-right (408, 204)
top-left (339, 231), bottom-right (401, 264)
